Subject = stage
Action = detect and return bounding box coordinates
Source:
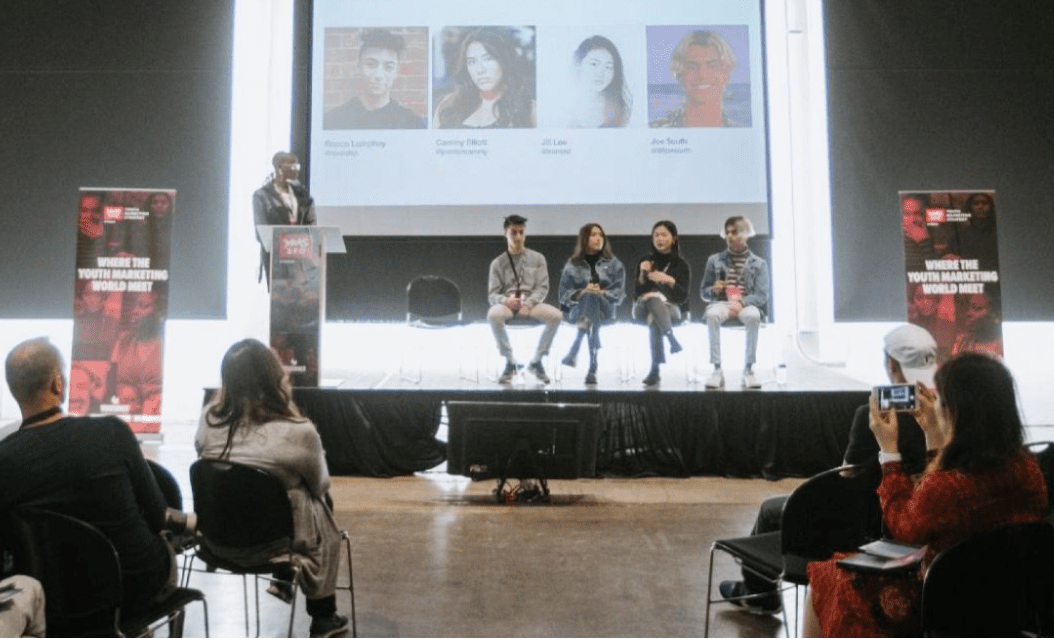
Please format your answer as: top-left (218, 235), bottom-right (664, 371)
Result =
top-left (199, 321), bottom-right (879, 480)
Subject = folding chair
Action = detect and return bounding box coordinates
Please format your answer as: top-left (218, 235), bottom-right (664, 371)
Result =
top-left (189, 459), bottom-right (356, 637)
top-left (9, 507), bottom-right (209, 637)
top-left (704, 463), bottom-right (882, 636)
top-left (922, 520), bottom-right (1054, 637)
top-left (401, 275), bottom-right (475, 383)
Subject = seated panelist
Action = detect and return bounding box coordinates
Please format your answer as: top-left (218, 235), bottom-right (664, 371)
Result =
top-left (700, 215), bottom-right (769, 389)
top-left (558, 223), bottom-right (626, 385)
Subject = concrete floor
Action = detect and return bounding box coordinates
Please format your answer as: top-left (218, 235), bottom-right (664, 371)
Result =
top-left (165, 456), bottom-right (804, 638)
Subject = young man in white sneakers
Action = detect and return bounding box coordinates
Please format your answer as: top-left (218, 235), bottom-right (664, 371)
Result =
top-left (700, 215), bottom-right (770, 389)
top-left (486, 215), bottom-right (562, 384)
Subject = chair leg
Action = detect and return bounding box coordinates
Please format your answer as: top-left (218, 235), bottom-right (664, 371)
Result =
top-left (287, 583), bottom-right (298, 638)
top-left (199, 596), bottom-right (210, 637)
top-left (168, 608), bottom-right (186, 637)
top-left (704, 544), bottom-right (718, 636)
top-left (341, 530), bottom-right (358, 637)
top-left (242, 574), bottom-right (252, 637)
top-left (705, 543), bottom-right (793, 638)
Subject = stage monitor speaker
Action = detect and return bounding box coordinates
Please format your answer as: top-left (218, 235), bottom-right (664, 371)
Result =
top-left (446, 401), bottom-right (600, 481)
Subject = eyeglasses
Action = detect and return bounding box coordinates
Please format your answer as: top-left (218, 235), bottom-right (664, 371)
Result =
top-left (281, 163), bottom-right (301, 170)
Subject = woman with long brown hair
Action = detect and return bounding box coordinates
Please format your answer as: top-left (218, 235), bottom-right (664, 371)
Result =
top-left (804, 353), bottom-right (1047, 636)
top-left (558, 223), bottom-right (625, 384)
top-left (196, 338), bottom-right (348, 638)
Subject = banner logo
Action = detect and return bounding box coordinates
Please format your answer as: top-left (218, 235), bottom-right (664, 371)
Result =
top-left (924, 208), bottom-right (946, 224)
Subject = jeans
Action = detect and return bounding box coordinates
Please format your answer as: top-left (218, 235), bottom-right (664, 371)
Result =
top-left (704, 302), bottom-right (761, 367)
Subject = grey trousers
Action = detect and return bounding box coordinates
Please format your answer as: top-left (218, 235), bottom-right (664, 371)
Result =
top-left (487, 302), bottom-right (562, 362)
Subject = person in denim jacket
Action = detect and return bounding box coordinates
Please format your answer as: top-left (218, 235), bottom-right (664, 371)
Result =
top-left (700, 215), bottom-right (769, 389)
top-left (558, 223), bottom-right (626, 385)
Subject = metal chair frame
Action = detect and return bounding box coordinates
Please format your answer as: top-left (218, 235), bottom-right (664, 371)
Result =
top-left (188, 458), bottom-right (357, 637)
top-left (704, 463), bottom-right (882, 636)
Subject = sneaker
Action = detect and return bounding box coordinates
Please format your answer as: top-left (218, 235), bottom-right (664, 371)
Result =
top-left (742, 370), bottom-right (761, 389)
top-left (584, 370), bottom-right (597, 385)
top-left (642, 367), bottom-right (660, 386)
top-left (561, 352), bottom-right (577, 368)
top-left (498, 361), bottom-right (518, 384)
top-left (309, 613), bottom-right (350, 638)
top-left (527, 360), bottom-right (550, 383)
top-left (705, 369), bottom-right (725, 389)
top-left (718, 580), bottom-right (783, 615)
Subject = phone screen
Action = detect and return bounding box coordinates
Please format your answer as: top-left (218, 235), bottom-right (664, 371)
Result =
top-left (875, 384), bottom-right (917, 412)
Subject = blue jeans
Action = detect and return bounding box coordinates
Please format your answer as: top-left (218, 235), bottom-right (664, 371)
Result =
top-left (704, 302), bottom-right (761, 367)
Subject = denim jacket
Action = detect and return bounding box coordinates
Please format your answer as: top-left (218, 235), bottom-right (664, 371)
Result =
top-left (700, 249), bottom-right (770, 316)
top-left (558, 255), bottom-right (626, 314)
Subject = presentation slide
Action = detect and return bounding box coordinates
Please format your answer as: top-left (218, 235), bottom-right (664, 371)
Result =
top-left (310, 0), bottom-right (769, 237)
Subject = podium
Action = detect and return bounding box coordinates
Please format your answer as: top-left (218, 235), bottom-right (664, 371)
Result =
top-left (257, 225), bottom-right (345, 387)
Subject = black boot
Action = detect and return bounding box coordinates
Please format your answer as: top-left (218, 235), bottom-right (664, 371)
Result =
top-left (585, 347), bottom-right (598, 385)
top-left (642, 364), bottom-right (660, 386)
top-left (562, 329), bottom-right (586, 367)
top-left (666, 330), bottom-right (683, 354)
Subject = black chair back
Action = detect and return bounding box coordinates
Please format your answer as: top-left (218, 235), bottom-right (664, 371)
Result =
top-left (781, 463), bottom-right (882, 560)
top-left (148, 458), bottom-right (183, 511)
top-left (922, 521), bottom-right (1054, 637)
top-left (1028, 441), bottom-right (1054, 518)
top-left (11, 508), bottom-right (123, 636)
top-left (190, 459), bottom-right (295, 549)
top-left (407, 276), bottom-right (462, 326)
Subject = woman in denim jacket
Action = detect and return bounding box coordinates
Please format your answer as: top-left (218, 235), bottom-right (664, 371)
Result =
top-left (558, 223), bottom-right (626, 384)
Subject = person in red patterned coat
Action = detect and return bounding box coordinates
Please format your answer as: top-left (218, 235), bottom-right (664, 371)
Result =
top-left (803, 353), bottom-right (1048, 637)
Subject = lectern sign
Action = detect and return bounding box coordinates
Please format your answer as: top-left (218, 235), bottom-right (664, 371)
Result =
top-left (270, 227), bottom-right (323, 387)
top-left (278, 232), bottom-right (313, 259)
top-left (71, 188), bottom-right (175, 435)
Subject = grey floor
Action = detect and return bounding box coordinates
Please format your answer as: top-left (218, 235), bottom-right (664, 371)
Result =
top-left (156, 437), bottom-right (803, 638)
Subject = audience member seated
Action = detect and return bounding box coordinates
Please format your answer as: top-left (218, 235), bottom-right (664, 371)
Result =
top-left (633, 220), bottom-right (690, 386)
top-left (196, 338), bottom-right (349, 638)
top-left (700, 215), bottom-right (769, 389)
top-left (558, 223), bottom-right (626, 385)
top-left (803, 353), bottom-right (1047, 637)
top-left (486, 214), bottom-right (562, 384)
top-left (0, 575), bottom-right (46, 638)
top-left (718, 324), bottom-right (935, 614)
top-left (0, 337), bottom-right (181, 618)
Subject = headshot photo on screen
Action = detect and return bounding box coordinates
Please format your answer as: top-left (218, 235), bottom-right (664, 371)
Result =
top-left (566, 35), bottom-right (633, 128)
top-left (322, 26), bottom-right (428, 130)
top-left (432, 26), bottom-right (537, 129)
top-left (646, 25), bottom-right (751, 128)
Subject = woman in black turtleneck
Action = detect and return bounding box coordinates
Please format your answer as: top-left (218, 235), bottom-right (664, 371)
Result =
top-left (633, 220), bottom-right (690, 386)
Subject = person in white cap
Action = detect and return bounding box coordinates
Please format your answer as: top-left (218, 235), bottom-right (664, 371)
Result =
top-left (716, 324), bottom-right (937, 615)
